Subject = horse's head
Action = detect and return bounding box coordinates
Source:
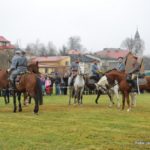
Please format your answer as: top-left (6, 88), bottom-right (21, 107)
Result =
top-left (78, 68), bottom-right (84, 76)
top-left (28, 61), bottom-right (40, 74)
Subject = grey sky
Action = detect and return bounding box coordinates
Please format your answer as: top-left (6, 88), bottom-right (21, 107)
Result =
top-left (0, 0), bottom-right (150, 54)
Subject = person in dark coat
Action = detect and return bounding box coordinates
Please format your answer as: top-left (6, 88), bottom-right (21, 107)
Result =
top-left (117, 57), bottom-right (125, 72)
top-left (63, 72), bottom-right (69, 95)
top-left (8, 50), bottom-right (28, 89)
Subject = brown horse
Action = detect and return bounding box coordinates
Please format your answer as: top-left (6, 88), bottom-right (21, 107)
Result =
top-left (105, 69), bottom-right (150, 111)
top-left (14, 72), bottom-right (43, 113)
top-left (0, 69), bottom-right (43, 113)
top-left (0, 69), bottom-right (10, 104)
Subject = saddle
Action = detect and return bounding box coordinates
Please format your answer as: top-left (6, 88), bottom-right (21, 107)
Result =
top-left (15, 71), bottom-right (29, 84)
top-left (88, 76), bottom-right (99, 84)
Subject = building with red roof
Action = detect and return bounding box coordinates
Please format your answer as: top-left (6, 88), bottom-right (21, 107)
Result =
top-left (0, 36), bottom-right (15, 69)
top-left (95, 48), bottom-right (129, 59)
top-left (67, 49), bottom-right (81, 55)
top-left (0, 36), bottom-right (15, 50)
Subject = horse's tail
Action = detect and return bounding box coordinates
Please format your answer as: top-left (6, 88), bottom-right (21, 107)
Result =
top-left (36, 77), bottom-right (43, 105)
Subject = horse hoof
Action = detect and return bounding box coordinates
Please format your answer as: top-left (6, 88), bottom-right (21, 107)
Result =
top-left (108, 105), bottom-right (112, 108)
top-left (34, 112), bottom-right (39, 115)
top-left (19, 109), bottom-right (22, 112)
top-left (95, 101), bottom-right (98, 104)
top-left (127, 108), bottom-right (131, 112)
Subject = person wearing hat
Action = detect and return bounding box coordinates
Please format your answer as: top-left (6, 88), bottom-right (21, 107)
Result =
top-left (91, 59), bottom-right (100, 80)
top-left (68, 59), bottom-right (80, 86)
top-left (116, 57), bottom-right (125, 72)
top-left (8, 50), bottom-right (28, 89)
top-left (8, 50), bottom-right (21, 88)
top-left (128, 55), bottom-right (141, 92)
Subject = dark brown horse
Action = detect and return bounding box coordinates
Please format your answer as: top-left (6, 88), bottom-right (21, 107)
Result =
top-left (0, 69), bottom-right (10, 104)
top-left (14, 72), bottom-right (43, 113)
top-left (0, 69), bottom-right (43, 113)
top-left (105, 69), bottom-right (150, 111)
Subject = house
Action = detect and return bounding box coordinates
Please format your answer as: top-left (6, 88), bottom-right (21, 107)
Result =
top-left (31, 56), bottom-right (70, 75)
top-left (0, 36), bottom-right (15, 69)
top-left (67, 49), bottom-right (81, 55)
top-left (95, 48), bottom-right (129, 70)
top-left (95, 48), bottom-right (129, 59)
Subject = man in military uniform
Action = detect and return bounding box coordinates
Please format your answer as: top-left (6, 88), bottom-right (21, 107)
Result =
top-left (8, 50), bottom-right (28, 89)
top-left (117, 57), bottom-right (125, 72)
top-left (68, 59), bottom-right (80, 86)
top-left (128, 56), bottom-right (141, 92)
top-left (8, 50), bottom-right (21, 88)
top-left (18, 50), bottom-right (28, 73)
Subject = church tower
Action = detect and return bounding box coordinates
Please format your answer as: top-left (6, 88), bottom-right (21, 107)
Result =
top-left (133, 29), bottom-right (144, 56)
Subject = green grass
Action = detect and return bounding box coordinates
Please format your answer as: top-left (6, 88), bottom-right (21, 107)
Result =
top-left (0, 94), bottom-right (150, 150)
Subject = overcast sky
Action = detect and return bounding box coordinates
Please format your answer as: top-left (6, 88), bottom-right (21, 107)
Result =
top-left (0, 0), bottom-right (150, 54)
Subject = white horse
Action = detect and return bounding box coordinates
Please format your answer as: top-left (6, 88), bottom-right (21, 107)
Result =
top-left (95, 75), bottom-right (136, 108)
top-left (68, 69), bottom-right (85, 105)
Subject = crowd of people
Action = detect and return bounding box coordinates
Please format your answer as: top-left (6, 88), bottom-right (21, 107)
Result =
top-left (39, 72), bottom-right (69, 96)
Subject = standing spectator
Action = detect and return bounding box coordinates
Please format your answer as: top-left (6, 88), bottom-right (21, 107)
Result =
top-left (63, 72), bottom-right (68, 95)
top-left (55, 73), bottom-right (61, 95)
top-left (50, 76), bottom-right (54, 95)
top-left (40, 74), bottom-right (45, 95)
top-left (60, 76), bottom-right (65, 95)
top-left (45, 77), bottom-right (51, 95)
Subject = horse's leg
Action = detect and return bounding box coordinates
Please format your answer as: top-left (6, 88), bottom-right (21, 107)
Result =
top-left (74, 90), bottom-right (77, 104)
top-left (7, 93), bottom-right (10, 104)
top-left (122, 93), bottom-right (125, 110)
top-left (18, 92), bottom-right (22, 112)
top-left (107, 90), bottom-right (114, 107)
top-left (126, 93), bottom-right (131, 112)
top-left (114, 87), bottom-right (120, 108)
top-left (4, 95), bottom-right (7, 104)
top-left (29, 96), bottom-right (32, 104)
top-left (78, 89), bottom-right (81, 104)
top-left (95, 90), bottom-right (101, 104)
top-left (68, 87), bottom-right (72, 105)
top-left (80, 88), bottom-right (84, 104)
top-left (13, 91), bottom-right (17, 112)
top-left (33, 95), bottom-right (39, 114)
top-left (23, 92), bottom-right (29, 106)
top-left (130, 92), bottom-right (136, 107)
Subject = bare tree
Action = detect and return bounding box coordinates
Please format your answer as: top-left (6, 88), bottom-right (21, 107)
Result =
top-left (47, 41), bottom-right (57, 56)
top-left (59, 45), bottom-right (67, 56)
top-left (121, 37), bottom-right (135, 51)
top-left (67, 36), bottom-right (82, 50)
top-left (121, 33), bottom-right (145, 56)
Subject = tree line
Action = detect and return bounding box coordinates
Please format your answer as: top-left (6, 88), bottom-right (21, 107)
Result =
top-left (23, 36), bottom-right (85, 56)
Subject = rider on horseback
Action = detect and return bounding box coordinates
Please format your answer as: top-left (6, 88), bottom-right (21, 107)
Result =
top-left (8, 50), bottom-right (28, 89)
top-left (117, 57), bottom-right (125, 72)
top-left (91, 60), bottom-right (101, 81)
top-left (128, 55), bottom-right (141, 92)
top-left (69, 59), bottom-right (80, 86)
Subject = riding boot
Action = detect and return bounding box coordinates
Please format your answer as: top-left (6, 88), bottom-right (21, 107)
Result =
top-left (131, 80), bottom-right (138, 92)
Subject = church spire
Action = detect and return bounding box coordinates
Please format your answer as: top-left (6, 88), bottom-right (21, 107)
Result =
top-left (134, 28), bottom-right (140, 40)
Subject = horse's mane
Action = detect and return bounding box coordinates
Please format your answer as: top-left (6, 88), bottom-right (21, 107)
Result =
top-left (104, 68), bottom-right (117, 74)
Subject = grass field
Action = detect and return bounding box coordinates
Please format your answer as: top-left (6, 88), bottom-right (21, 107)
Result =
top-left (0, 94), bottom-right (150, 150)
